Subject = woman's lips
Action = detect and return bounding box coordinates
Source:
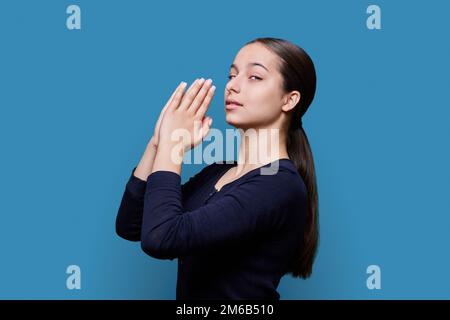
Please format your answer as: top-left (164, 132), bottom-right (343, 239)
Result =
top-left (225, 103), bottom-right (242, 110)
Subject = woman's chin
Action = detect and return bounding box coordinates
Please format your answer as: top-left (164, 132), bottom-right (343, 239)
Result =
top-left (225, 117), bottom-right (252, 131)
top-left (225, 114), bottom-right (242, 127)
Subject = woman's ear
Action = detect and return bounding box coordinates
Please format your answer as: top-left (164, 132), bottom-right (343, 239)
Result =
top-left (281, 90), bottom-right (301, 112)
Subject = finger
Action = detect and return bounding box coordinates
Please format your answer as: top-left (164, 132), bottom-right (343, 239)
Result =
top-left (165, 82), bottom-right (184, 108)
top-left (155, 101), bottom-right (169, 132)
top-left (178, 78), bottom-right (206, 111)
top-left (155, 82), bottom-right (186, 136)
top-left (175, 79), bottom-right (199, 110)
top-left (201, 116), bottom-right (213, 139)
top-left (190, 79), bottom-right (213, 114)
top-left (169, 81), bottom-right (188, 111)
top-left (196, 85), bottom-right (216, 118)
top-left (159, 87), bottom-right (177, 123)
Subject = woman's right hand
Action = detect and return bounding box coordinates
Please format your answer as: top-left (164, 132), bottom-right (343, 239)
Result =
top-left (134, 82), bottom-right (188, 181)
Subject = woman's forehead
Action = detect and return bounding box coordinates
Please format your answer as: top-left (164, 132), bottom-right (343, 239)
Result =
top-left (232, 44), bottom-right (278, 72)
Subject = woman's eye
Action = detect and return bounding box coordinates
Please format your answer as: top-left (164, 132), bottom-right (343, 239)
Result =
top-left (227, 75), bottom-right (262, 80)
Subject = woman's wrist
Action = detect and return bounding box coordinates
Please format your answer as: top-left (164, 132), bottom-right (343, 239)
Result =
top-left (151, 139), bottom-right (184, 175)
top-left (148, 136), bottom-right (158, 149)
top-left (133, 137), bottom-right (159, 181)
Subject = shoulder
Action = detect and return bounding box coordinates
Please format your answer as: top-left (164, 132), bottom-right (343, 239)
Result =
top-left (224, 159), bottom-right (307, 231)
top-left (246, 159), bottom-right (306, 205)
top-left (215, 159), bottom-right (307, 210)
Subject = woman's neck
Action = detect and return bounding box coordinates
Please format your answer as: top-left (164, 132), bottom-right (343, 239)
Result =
top-left (234, 127), bottom-right (289, 176)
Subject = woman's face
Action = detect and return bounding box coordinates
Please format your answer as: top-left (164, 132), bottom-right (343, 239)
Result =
top-left (224, 42), bottom-right (288, 131)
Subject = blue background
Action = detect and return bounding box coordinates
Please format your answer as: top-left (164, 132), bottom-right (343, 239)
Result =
top-left (0, 0), bottom-right (449, 299)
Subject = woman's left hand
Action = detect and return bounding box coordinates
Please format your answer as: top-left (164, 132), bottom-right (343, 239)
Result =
top-left (158, 78), bottom-right (215, 153)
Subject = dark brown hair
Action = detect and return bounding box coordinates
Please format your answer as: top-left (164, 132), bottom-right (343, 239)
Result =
top-left (245, 37), bottom-right (319, 279)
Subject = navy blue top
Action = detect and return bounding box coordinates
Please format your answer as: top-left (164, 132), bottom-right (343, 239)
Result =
top-left (115, 158), bottom-right (307, 300)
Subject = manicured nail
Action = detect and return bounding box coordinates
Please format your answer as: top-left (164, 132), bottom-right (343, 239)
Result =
top-left (205, 78), bottom-right (212, 85)
top-left (209, 118), bottom-right (213, 126)
top-left (211, 85), bottom-right (216, 92)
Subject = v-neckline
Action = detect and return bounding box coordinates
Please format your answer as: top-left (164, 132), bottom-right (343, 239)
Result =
top-left (212, 158), bottom-right (292, 192)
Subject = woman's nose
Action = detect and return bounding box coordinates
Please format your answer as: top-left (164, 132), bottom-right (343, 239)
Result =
top-left (226, 76), bottom-right (240, 94)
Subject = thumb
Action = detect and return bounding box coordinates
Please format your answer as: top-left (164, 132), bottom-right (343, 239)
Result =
top-left (201, 116), bottom-right (213, 139)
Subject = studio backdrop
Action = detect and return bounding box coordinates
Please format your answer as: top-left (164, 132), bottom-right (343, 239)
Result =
top-left (0, 0), bottom-right (449, 299)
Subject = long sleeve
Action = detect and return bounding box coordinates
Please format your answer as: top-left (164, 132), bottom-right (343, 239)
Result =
top-left (115, 167), bottom-right (147, 241)
top-left (115, 165), bottom-right (215, 241)
top-left (140, 169), bottom-right (303, 260)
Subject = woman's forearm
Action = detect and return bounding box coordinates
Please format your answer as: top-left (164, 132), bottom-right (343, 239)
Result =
top-left (151, 140), bottom-right (184, 176)
top-left (133, 137), bottom-right (159, 181)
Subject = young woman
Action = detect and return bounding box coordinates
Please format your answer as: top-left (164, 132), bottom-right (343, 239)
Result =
top-left (116, 37), bottom-right (319, 300)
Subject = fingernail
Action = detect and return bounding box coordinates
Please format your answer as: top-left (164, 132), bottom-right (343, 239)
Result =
top-left (205, 78), bottom-right (212, 85)
top-left (211, 85), bottom-right (216, 92)
top-left (209, 118), bottom-right (213, 126)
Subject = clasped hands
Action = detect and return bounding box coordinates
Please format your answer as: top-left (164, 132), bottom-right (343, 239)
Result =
top-left (150, 78), bottom-right (216, 173)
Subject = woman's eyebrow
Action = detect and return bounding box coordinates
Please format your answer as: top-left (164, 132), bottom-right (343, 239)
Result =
top-left (230, 62), bottom-right (269, 72)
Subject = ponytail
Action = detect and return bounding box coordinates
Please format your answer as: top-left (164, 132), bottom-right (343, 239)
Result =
top-left (286, 124), bottom-right (319, 278)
